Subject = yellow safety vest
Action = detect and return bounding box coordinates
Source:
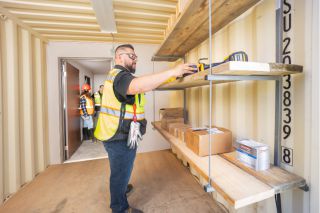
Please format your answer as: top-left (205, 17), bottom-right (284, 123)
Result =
top-left (94, 92), bottom-right (102, 106)
top-left (80, 95), bottom-right (94, 115)
top-left (94, 68), bottom-right (146, 141)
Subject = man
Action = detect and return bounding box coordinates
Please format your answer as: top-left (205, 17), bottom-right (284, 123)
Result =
top-left (95, 44), bottom-right (195, 213)
top-left (93, 84), bottom-right (104, 112)
top-left (92, 84), bottom-right (104, 127)
top-left (80, 83), bottom-right (94, 141)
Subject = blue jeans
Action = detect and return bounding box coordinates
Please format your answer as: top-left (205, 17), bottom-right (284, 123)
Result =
top-left (103, 140), bottom-right (137, 213)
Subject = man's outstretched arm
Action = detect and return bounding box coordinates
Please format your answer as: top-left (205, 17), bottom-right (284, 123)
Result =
top-left (127, 63), bottom-right (195, 95)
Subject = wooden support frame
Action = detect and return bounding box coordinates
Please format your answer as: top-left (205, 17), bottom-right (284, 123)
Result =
top-left (152, 121), bottom-right (306, 209)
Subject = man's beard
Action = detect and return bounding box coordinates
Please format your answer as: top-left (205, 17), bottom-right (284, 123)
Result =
top-left (124, 62), bottom-right (136, 73)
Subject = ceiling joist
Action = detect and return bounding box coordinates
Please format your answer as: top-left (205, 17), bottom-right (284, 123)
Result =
top-left (0, 0), bottom-right (178, 43)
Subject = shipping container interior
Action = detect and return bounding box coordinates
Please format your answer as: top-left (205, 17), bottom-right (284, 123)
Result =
top-left (0, 0), bottom-right (319, 213)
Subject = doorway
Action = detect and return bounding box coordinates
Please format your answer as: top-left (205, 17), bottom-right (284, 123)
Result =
top-left (60, 57), bottom-right (112, 163)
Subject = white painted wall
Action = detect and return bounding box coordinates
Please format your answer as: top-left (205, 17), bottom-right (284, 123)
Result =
top-left (93, 74), bottom-right (107, 93)
top-left (176, 0), bottom-right (318, 212)
top-left (67, 61), bottom-right (94, 93)
top-left (47, 42), bottom-right (171, 164)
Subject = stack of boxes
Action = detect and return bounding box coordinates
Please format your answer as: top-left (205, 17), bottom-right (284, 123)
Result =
top-left (159, 107), bottom-right (191, 142)
top-left (160, 107), bottom-right (184, 131)
top-left (159, 109), bottom-right (270, 171)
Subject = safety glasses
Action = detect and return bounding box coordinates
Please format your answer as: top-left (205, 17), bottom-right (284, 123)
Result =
top-left (119, 53), bottom-right (138, 60)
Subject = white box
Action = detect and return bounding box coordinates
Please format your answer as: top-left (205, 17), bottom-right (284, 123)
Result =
top-left (234, 139), bottom-right (270, 171)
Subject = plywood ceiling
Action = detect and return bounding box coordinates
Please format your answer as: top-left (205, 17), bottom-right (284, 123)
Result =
top-left (0, 0), bottom-right (178, 44)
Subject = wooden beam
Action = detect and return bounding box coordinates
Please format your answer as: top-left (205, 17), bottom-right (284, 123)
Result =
top-left (116, 18), bottom-right (167, 28)
top-left (48, 37), bottom-right (161, 44)
top-left (115, 7), bottom-right (171, 20)
top-left (42, 32), bottom-right (163, 40)
top-left (33, 26), bottom-right (164, 35)
top-left (221, 152), bottom-right (306, 193)
top-left (0, 6), bottom-right (48, 42)
top-left (23, 20), bottom-right (100, 29)
top-left (9, 9), bottom-right (96, 22)
top-left (154, 0), bottom-right (261, 57)
top-left (39, 30), bottom-right (163, 38)
top-left (117, 26), bottom-right (164, 34)
top-left (113, 0), bottom-right (177, 12)
top-left (156, 62), bottom-right (303, 90)
top-left (0, 0), bottom-right (93, 14)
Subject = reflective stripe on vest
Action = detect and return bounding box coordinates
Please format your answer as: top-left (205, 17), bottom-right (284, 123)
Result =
top-left (94, 68), bottom-right (146, 141)
top-left (100, 106), bottom-right (145, 120)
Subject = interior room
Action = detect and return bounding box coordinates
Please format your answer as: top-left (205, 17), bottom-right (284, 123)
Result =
top-left (0, 0), bottom-right (319, 213)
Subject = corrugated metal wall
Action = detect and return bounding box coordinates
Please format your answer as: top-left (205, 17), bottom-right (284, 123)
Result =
top-left (171, 0), bottom-right (309, 212)
top-left (0, 17), bottom-right (48, 204)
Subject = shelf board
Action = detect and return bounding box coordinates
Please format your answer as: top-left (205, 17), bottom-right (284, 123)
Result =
top-left (152, 121), bottom-right (274, 209)
top-left (220, 152), bottom-right (306, 193)
top-left (155, 61), bottom-right (303, 90)
top-left (153, 0), bottom-right (261, 60)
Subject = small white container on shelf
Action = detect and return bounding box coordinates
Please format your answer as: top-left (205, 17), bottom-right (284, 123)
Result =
top-left (234, 139), bottom-right (270, 171)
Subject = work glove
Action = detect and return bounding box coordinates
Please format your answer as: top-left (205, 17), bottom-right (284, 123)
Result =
top-left (127, 121), bottom-right (142, 149)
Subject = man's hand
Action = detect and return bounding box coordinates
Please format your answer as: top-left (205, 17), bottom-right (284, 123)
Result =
top-left (127, 62), bottom-right (197, 95)
top-left (172, 63), bottom-right (197, 78)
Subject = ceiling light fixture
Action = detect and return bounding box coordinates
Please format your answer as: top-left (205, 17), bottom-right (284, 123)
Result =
top-left (91, 0), bottom-right (117, 33)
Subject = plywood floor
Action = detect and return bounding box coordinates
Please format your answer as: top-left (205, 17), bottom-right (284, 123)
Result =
top-left (0, 150), bottom-right (226, 213)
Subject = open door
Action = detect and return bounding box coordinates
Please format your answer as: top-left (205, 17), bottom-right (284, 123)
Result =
top-left (62, 61), bottom-right (81, 160)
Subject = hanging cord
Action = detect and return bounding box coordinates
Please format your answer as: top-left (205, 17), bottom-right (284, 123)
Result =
top-left (208, 0), bottom-right (214, 189)
top-left (111, 33), bottom-right (115, 67)
top-left (153, 61), bottom-right (156, 125)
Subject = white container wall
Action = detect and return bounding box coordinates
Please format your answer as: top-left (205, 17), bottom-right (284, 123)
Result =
top-left (170, 0), bottom-right (318, 212)
top-left (0, 17), bottom-right (49, 204)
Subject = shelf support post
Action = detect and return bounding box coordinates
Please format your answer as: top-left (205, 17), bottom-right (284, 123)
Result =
top-left (275, 0), bottom-right (284, 212)
top-left (274, 76), bottom-right (283, 167)
top-left (183, 89), bottom-right (188, 124)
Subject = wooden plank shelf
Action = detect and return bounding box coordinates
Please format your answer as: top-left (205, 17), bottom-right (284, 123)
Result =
top-left (152, 121), bottom-right (306, 209)
top-left (221, 152), bottom-right (306, 193)
top-left (155, 61), bottom-right (303, 90)
top-left (152, 122), bottom-right (274, 209)
top-left (153, 0), bottom-right (261, 60)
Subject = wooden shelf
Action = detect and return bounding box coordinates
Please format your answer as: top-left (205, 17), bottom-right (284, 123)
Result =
top-left (156, 61), bottom-right (303, 90)
top-left (153, 0), bottom-right (261, 60)
top-left (152, 121), bottom-right (306, 209)
top-left (221, 152), bottom-right (306, 193)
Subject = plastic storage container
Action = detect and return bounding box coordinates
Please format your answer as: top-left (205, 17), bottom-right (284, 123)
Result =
top-left (234, 139), bottom-right (270, 171)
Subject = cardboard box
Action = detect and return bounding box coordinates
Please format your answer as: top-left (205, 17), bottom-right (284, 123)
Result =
top-left (159, 107), bottom-right (184, 120)
top-left (161, 117), bottom-right (184, 131)
top-left (185, 127), bottom-right (233, 156)
top-left (168, 123), bottom-right (191, 137)
top-left (234, 139), bottom-right (270, 171)
top-left (177, 126), bottom-right (191, 142)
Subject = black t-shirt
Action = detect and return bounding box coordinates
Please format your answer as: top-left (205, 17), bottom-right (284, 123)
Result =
top-left (107, 65), bottom-right (147, 142)
top-left (113, 65), bottom-right (135, 104)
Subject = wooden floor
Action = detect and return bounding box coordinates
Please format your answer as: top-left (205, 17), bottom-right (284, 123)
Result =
top-left (0, 150), bottom-right (225, 213)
